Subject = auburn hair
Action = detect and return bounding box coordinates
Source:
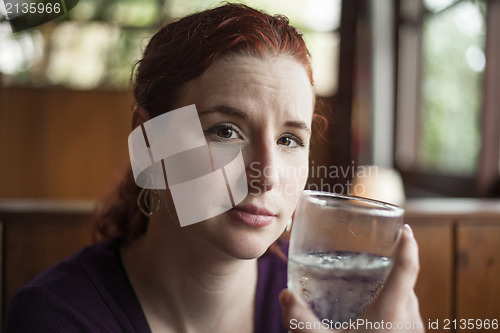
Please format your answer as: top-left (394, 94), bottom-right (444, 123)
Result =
top-left (94, 3), bottom-right (314, 243)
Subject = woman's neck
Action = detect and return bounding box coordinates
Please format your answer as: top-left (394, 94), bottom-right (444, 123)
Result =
top-left (120, 212), bottom-right (258, 333)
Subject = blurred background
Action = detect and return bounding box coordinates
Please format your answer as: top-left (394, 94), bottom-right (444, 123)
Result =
top-left (0, 0), bottom-right (499, 328)
top-left (1, 0), bottom-right (499, 200)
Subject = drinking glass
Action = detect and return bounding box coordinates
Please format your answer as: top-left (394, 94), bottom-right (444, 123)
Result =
top-left (287, 190), bottom-right (404, 324)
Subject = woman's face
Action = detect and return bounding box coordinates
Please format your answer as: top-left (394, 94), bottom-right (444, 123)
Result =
top-left (170, 55), bottom-right (314, 259)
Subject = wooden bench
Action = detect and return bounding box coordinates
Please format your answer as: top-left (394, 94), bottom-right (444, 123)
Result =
top-left (405, 198), bottom-right (500, 331)
top-left (0, 200), bottom-right (94, 327)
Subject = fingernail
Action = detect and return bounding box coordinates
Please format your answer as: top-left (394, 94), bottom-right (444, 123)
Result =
top-left (403, 224), bottom-right (414, 237)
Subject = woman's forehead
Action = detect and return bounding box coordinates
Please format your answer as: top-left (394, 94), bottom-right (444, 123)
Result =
top-left (176, 55), bottom-right (314, 115)
top-left (206, 55), bottom-right (311, 84)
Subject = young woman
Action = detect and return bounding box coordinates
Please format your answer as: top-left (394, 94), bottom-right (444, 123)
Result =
top-left (4, 4), bottom-right (423, 333)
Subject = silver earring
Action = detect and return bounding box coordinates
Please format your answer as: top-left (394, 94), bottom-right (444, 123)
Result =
top-left (285, 218), bottom-right (293, 232)
top-left (137, 188), bottom-right (161, 217)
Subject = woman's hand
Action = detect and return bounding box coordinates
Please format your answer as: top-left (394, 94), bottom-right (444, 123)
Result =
top-left (279, 224), bottom-right (425, 333)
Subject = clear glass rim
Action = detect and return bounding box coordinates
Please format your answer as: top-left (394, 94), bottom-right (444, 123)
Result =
top-left (301, 190), bottom-right (405, 217)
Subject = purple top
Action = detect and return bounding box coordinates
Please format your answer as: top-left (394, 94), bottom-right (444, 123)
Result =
top-left (4, 240), bottom-right (288, 333)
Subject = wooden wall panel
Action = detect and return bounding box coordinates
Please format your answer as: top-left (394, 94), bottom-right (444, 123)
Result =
top-left (0, 87), bottom-right (133, 199)
top-left (406, 218), bottom-right (454, 325)
top-left (456, 219), bottom-right (500, 332)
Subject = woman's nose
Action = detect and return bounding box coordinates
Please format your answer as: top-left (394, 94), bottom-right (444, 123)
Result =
top-left (246, 143), bottom-right (280, 194)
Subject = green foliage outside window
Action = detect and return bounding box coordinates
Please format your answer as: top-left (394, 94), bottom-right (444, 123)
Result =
top-left (420, 0), bottom-right (486, 175)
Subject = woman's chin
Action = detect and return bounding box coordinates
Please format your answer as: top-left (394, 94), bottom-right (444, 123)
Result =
top-left (208, 228), bottom-right (281, 260)
top-left (211, 231), bottom-right (276, 260)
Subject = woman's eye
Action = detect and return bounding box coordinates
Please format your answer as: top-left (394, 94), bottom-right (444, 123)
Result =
top-left (217, 127), bottom-right (237, 139)
top-left (204, 123), bottom-right (242, 141)
top-left (277, 135), bottom-right (304, 148)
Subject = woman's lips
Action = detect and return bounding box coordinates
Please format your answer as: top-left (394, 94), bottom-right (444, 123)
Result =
top-left (227, 205), bottom-right (275, 227)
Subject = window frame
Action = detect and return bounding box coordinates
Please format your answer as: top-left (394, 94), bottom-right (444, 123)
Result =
top-left (394, 0), bottom-right (500, 198)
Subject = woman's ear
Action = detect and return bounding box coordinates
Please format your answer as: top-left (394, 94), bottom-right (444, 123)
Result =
top-left (132, 105), bottom-right (151, 129)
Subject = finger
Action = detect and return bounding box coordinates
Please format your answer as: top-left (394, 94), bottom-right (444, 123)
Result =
top-left (279, 289), bottom-right (333, 333)
top-left (372, 224), bottom-right (420, 316)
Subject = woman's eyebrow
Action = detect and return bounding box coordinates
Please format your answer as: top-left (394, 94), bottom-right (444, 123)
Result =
top-left (199, 105), bottom-right (311, 134)
top-left (199, 105), bottom-right (249, 119)
top-left (285, 120), bottom-right (311, 134)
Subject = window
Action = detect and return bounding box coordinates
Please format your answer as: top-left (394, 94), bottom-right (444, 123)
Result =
top-left (0, 0), bottom-right (341, 96)
top-left (0, 0), bottom-right (160, 89)
top-left (395, 0), bottom-right (500, 197)
top-left (420, 0), bottom-right (485, 175)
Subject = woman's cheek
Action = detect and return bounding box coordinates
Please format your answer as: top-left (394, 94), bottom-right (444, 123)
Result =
top-left (281, 162), bottom-right (308, 213)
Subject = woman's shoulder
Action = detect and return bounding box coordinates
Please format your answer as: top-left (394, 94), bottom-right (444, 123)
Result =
top-left (11, 240), bottom-right (120, 298)
top-left (3, 240), bottom-right (150, 333)
top-left (4, 278), bottom-right (109, 332)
